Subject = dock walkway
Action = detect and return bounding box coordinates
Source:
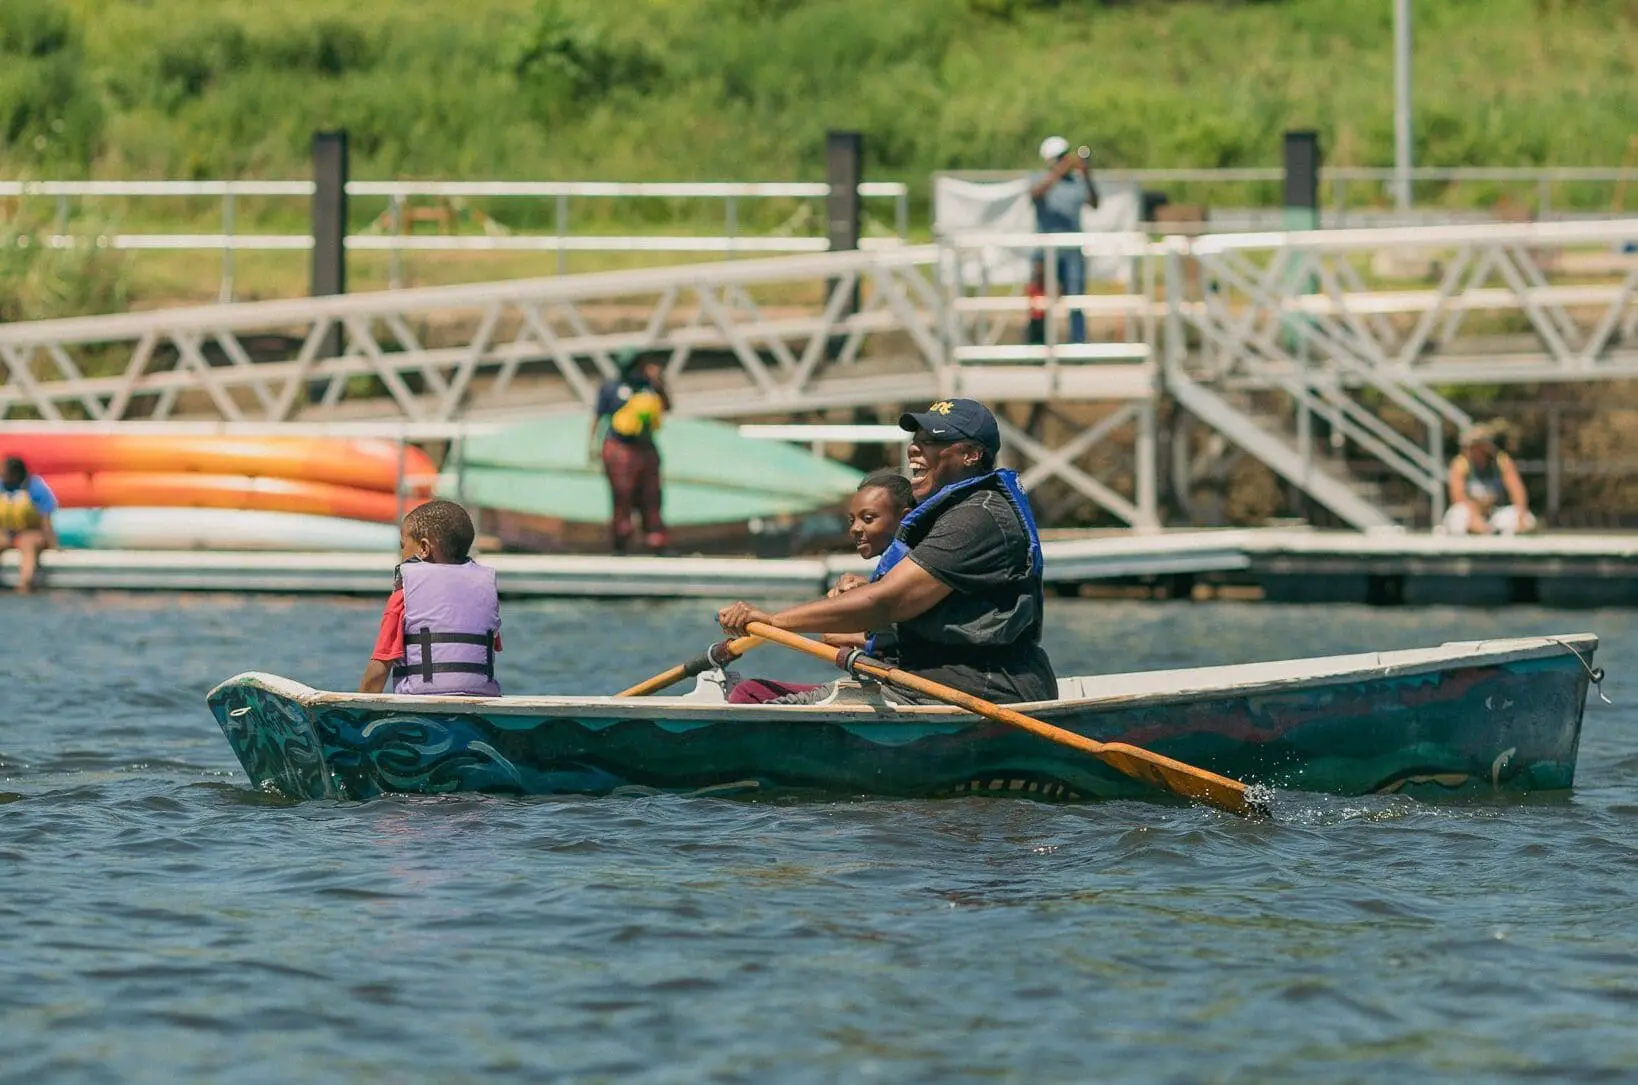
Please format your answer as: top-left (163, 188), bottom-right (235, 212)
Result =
top-left (9, 530), bottom-right (1638, 607)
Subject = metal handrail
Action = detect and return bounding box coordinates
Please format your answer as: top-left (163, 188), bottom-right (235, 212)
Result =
top-left (933, 166), bottom-right (1638, 184)
top-left (0, 179), bottom-right (910, 198)
top-left (0, 177), bottom-right (915, 301)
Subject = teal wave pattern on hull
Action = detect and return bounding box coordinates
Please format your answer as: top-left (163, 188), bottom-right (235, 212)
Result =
top-left (206, 638), bottom-right (1594, 806)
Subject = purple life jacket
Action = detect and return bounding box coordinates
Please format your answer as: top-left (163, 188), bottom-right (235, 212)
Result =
top-left (391, 560), bottom-right (502, 697)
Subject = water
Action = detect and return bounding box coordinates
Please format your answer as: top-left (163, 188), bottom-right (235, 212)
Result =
top-left (2, 594), bottom-right (1635, 1083)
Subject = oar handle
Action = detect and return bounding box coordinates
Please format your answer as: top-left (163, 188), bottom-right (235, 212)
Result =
top-left (616, 635), bottom-right (760, 697)
top-left (745, 622), bottom-right (1106, 746)
top-left (744, 622), bottom-right (1260, 817)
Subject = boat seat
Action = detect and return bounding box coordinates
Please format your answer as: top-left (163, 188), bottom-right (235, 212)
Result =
top-left (678, 673), bottom-right (894, 708)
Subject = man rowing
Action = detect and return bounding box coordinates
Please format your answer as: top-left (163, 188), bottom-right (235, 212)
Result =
top-left (716, 398), bottom-right (1057, 704)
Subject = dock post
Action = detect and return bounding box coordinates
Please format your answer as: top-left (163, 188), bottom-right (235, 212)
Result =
top-left (1283, 131), bottom-right (1320, 231)
top-left (311, 130), bottom-right (349, 385)
top-left (826, 131), bottom-right (862, 316)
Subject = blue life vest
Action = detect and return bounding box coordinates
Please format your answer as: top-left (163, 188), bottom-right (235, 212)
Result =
top-left (863, 468), bottom-right (1043, 657)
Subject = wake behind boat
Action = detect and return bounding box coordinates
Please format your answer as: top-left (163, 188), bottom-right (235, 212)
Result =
top-left (207, 633), bottom-right (1599, 805)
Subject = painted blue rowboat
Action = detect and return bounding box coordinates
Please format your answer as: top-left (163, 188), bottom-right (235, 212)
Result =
top-left (206, 633), bottom-right (1599, 804)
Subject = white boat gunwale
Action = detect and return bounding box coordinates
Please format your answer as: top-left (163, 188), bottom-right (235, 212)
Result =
top-left (211, 633), bottom-right (1599, 723)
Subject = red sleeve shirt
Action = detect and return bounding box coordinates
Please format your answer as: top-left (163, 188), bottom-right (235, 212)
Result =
top-left (371, 586), bottom-right (502, 664)
top-left (372, 588), bottom-right (406, 663)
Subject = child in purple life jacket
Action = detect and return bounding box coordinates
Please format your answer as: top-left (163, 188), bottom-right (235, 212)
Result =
top-left (358, 499), bottom-right (503, 697)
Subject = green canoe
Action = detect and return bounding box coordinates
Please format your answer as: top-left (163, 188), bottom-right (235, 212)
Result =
top-left (444, 416), bottom-right (865, 527)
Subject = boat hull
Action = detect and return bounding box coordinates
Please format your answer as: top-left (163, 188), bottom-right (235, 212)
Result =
top-left (206, 635), bottom-right (1596, 804)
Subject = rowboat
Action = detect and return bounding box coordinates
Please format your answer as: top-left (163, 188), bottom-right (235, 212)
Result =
top-left (206, 633), bottom-right (1599, 804)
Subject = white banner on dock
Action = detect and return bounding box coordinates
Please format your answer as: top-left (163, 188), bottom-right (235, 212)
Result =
top-left (933, 176), bottom-right (1141, 286)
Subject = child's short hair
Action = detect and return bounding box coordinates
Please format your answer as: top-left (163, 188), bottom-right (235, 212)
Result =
top-left (857, 469), bottom-right (914, 511)
top-left (404, 499), bottom-right (476, 561)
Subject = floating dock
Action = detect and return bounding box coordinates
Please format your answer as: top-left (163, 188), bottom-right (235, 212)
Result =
top-left (8, 529), bottom-right (1638, 607)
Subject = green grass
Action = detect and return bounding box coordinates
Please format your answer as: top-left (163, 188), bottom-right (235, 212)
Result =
top-left (10, 0), bottom-right (1638, 185)
top-left (5, 0), bottom-right (1638, 307)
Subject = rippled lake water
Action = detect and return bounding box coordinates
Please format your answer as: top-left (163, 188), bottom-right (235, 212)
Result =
top-left (2, 593), bottom-right (1635, 1083)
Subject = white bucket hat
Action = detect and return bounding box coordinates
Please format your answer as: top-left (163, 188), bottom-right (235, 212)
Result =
top-left (1039, 135), bottom-right (1070, 162)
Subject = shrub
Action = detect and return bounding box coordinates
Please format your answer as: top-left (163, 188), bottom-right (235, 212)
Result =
top-left (0, 222), bottom-right (130, 324)
top-left (0, 3), bottom-right (101, 170)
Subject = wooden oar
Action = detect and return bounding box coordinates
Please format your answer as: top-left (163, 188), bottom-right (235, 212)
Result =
top-left (616, 636), bottom-right (761, 697)
top-left (744, 621), bottom-right (1264, 817)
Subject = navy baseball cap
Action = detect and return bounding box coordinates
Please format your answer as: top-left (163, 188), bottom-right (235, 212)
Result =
top-left (899, 399), bottom-right (1001, 454)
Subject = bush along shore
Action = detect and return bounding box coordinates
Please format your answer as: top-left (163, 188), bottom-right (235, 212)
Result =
top-left (5, 0), bottom-right (1638, 203)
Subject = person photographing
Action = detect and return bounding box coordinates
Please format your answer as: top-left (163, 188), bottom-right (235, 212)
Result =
top-left (1029, 135), bottom-right (1100, 345)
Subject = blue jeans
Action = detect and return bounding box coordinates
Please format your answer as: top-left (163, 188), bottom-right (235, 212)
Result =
top-left (1051, 247), bottom-right (1087, 344)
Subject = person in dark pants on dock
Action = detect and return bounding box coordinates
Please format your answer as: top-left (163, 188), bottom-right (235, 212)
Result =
top-left (717, 399), bottom-right (1057, 705)
top-left (592, 350), bottom-right (669, 554)
top-left (1030, 135), bottom-right (1099, 345)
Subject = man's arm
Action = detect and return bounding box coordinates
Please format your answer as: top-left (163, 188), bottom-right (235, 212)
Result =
top-left (1074, 154), bottom-right (1100, 209)
top-left (1500, 453), bottom-right (1530, 512)
top-left (718, 559), bottom-right (952, 638)
top-left (1029, 156), bottom-right (1075, 202)
top-left (1448, 457), bottom-right (1469, 511)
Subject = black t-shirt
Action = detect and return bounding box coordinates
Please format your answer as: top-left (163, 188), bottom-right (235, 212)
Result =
top-left (896, 486), bottom-right (1057, 703)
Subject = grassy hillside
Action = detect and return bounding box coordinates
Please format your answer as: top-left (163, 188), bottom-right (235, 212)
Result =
top-left (4, 0), bottom-right (1638, 312)
top-left (7, 0), bottom-right (1638, 187)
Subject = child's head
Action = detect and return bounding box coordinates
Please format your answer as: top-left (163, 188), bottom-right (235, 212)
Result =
top-left (848, 470), bottom-right (915, 559)
top-left (2, 457), bottom-right (25, 489)
top-left (400, 499), bottom-right (476, 563)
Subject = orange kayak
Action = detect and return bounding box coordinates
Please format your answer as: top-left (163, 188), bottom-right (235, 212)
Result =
top-left (44, 473), bottom-right (420, 523)
top-left (0, 434), bottom-right (436, 495)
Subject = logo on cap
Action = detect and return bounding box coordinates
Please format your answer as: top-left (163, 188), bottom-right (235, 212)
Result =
top-left (928, 400), bottom-right (955, 415)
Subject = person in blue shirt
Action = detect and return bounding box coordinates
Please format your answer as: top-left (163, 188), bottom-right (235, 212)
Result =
top-left (1030, 135), bottom-right (1100, 345)
top-left (1, 456), bottom-right (58, 593)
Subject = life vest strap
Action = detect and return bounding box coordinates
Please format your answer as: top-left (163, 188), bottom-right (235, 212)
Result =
top-left (402, 627), bottom-right (496, 683)
top-left (391, 661), bottom-right (497, 681)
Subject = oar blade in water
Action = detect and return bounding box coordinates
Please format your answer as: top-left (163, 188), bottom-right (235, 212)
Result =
top-left (742, 621), bottom-right (1265, 817)
top-left (1096, 742), bottom-right (1267, 818)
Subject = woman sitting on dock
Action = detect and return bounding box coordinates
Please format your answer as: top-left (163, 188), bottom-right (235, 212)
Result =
top-left (718, 399), bottom-right (1057, 705)
top-left (1442, 422), bottom-right (1537, 536)
top-left (0, 456), bottom-right (58, 593)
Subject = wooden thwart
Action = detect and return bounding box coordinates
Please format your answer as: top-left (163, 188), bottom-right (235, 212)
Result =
top-left (745, 621), bottom-right (1264, 817)
top-left (616, 635), bottom-right (761, 697)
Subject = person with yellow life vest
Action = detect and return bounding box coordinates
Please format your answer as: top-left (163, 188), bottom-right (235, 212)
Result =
top-left (592, 349), bottom-right (670, 554)
top-left (1, 456), bottom-right (58, 593)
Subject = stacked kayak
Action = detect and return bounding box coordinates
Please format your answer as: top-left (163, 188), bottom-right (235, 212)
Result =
top-left (0, 433), bottom-right (434, 551)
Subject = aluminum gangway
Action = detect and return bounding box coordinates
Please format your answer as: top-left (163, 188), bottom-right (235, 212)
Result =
top-left (4, 219), bottom-right (1638, 530)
